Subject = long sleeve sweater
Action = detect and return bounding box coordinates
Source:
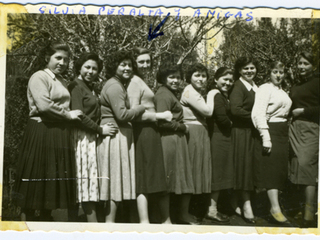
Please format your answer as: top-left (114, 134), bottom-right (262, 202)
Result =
top-left (229, 79), bottom-right (256, 128)
top-left (100, 76), bottom-right (145, 127)
top-left (252, 82), bottom-right (292, 141)
top-left (290, 75), bottom-right (320, 124)
top-left (154, 86), bottom-right (187, 132)
top-left (180, 84), bottom-right (213, 125)
top-left (68, 78), bottom-right (103, 134)
top-left (126, 75), bottom-right (157, 122)
top-left (27, 68), bottom-right (72, 122)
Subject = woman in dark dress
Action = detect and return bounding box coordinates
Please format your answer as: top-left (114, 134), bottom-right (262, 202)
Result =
top-left (229, 57), bottom-right (259, 223)
top-left (127, 47), bottom-right (172, 224)
top-left (206, 67), bottom-right (234, 224)
top-left (154, 63), bottom-right (198, 224)
top-left (14, 41), bottom-right (83, 221)
top-left (252, 61), bottom-right (292, 225)
top-left (68, 52), bottom-right (118, 222)
top-left (289, 52), bottom-right (319, 227)
top-left (97, 51), bottom-right (145, 223)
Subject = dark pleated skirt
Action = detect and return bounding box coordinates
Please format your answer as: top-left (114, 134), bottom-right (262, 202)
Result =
top-left (161, 131), bottom-right (194, 194)
top-left (133, 122), bottom-right (167, 194)
top-left (210, 131), bottom-right (233, 191)
top-left (14, 119), bottom-right (76, 210)
top-left (186, 124), bottom-right (211, 194)
top-left (289, 120), bottom-right (319, 186)
top-left (254, 122), bottom-right (289, 189)
top-left (230, 127), bottom-right (257, 191)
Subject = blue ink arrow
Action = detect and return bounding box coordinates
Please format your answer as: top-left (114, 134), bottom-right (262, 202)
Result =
top-left (148, 12), bottom-right (171, 41)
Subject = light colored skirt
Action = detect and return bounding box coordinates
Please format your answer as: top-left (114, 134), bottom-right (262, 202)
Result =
top-left (74, 129), bottom-right (99, 203)
top-left (97, 124), bottom-right (135, 202)
top-left (289, 120), bottom-right (319, 186)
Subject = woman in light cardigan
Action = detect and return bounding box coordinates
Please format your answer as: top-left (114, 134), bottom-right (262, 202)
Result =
top-left (252, 61), bottom-right (292, 225)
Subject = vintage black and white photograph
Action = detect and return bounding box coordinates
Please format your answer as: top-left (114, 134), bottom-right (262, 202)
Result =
top-left (1, 7), bottom-right (319, 232)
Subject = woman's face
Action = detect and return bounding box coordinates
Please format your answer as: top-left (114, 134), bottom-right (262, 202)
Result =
top-left (136, 53), bottom-right (151, 76)
top-left (239, 62), bottom-right (256, 82)
top-left (270, 67), bottom-right (285, 87)
top-left (80, 60), bottom-right (99, 82)
top-left (298, 56), bottom-right (313, 78)
top-left (164, 71), bottom-right (181, 92)
top-left (115, 59), bottom-right (133, 81)
top-left (215, 73), bottom-right (234, 93)
top-left (190, 71), bottom-right (207, 92)
top-left (46, 50), bottom-right (69, 75)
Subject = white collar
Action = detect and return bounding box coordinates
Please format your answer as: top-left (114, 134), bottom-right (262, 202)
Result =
top-left (239, 77), bottom-right (258, 92)
top-left (44, 68), bottom-right (56, 80)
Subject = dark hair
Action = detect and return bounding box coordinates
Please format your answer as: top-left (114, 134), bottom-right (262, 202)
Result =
top-left (214, 67), bottom-right (234, 80)
top-left (234, 57), bottom-right (258, 81)
top-left (74, 52), bottom-right (103, 76)
top-left (299, 51), bottom-right (313, 66)
top-left (132, 47), bottom-right (153, 68)
top-left (105, 51), bottom-right (137, 79)
top-left (185, 63), bottom-right (208, 83)
top-left (39, 41), bottom-right (70, 70)
top-left (156, 63), bottom-right (182, 84)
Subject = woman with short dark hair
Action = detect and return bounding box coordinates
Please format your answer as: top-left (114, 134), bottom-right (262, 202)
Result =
top-left (155, 63), bottom-right (198, 224)
top-left (229, 57), bottom-right (259, 224)
top-left (15, 41), bottom-right (83, 221)
top-left (97, 51), bottom-right (145, 223)
top-left (68, 52), bottom-right (118, 222)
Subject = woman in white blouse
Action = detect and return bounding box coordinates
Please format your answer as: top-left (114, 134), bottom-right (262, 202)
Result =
top-left (251, 61), bottom-right (292, 225)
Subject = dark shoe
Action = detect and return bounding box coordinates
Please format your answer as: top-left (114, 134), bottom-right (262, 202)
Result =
top-left (241, 212), bottom-right (256, 224)
top-left (301, 219), bottom-right (317, 228)
top-left (269, 212), bottom-right (293, 227)
top-left (206, 212), bottom-right (230, 223)
top-left (176, 216), bottom-right (201, 225)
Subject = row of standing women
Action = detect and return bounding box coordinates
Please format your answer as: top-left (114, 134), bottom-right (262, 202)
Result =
top-left (14, 42), bottom-right (319, 227)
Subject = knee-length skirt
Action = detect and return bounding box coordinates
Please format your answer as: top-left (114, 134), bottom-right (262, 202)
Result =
top-left (14, 119), bottom-right (76, 210)
top-left (230, 127), bottom-right (257, 191)
top-left (186, 124), bottom-right (211, 194)
top-left (289, 120), bottom-right (319, 186)
top-left (161, 131), bottom-right (194, 194)
top-left (74, 129), bottom-right (99, 202)
top-left (210, 131), bottom-right (233, 191)
top-left (133, 122), bottom-right (167, 194)
top-left (97, 124), bottom-right (135, 202)
top-left (254, 122), bottom-right (289, 189)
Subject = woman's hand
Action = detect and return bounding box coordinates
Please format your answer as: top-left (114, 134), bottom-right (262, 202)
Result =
top-left (102, 123), bottom-right (118, 136)
top-left (184, 124), bottom-right (189, 134)
top-left (156, 111), bottom-right (173, 122)
top-left (69, 110), bottom-right (83, 120)
top-left (262, 140), bottom-right (272, 154)
top-left (292, 108), bottom-right (304, 117)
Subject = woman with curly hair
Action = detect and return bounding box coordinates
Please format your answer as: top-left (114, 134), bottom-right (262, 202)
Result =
top-left (97, 51), bottom-right (145, 223)
top-left (68, 52), bottom-right (118, 222)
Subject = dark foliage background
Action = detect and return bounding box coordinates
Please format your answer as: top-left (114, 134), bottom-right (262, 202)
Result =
top-left (3, 13), bottom-right (320, 220)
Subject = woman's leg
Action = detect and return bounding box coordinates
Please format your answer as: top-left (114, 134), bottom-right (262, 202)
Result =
top-left (158, 193), bottom-right (171, 224)
top-left (242, 190), bottom-right (254, 219)
top-left (82, 202), bottom-right (98, 222)
top-left (230, 190), bottom-right (241, 215)
top-left (105, 200), bottom-right (118, 223)
top-left (178, 194), bottom-right (196, 222)
top-left (209, 191), bottom-right (219, 214)
top-left (267, 189), bottom-right (287, 222)
top-left (137, 193), bottom-right (149, 224)
top-left (304, 185), bottom-right (316, 221)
